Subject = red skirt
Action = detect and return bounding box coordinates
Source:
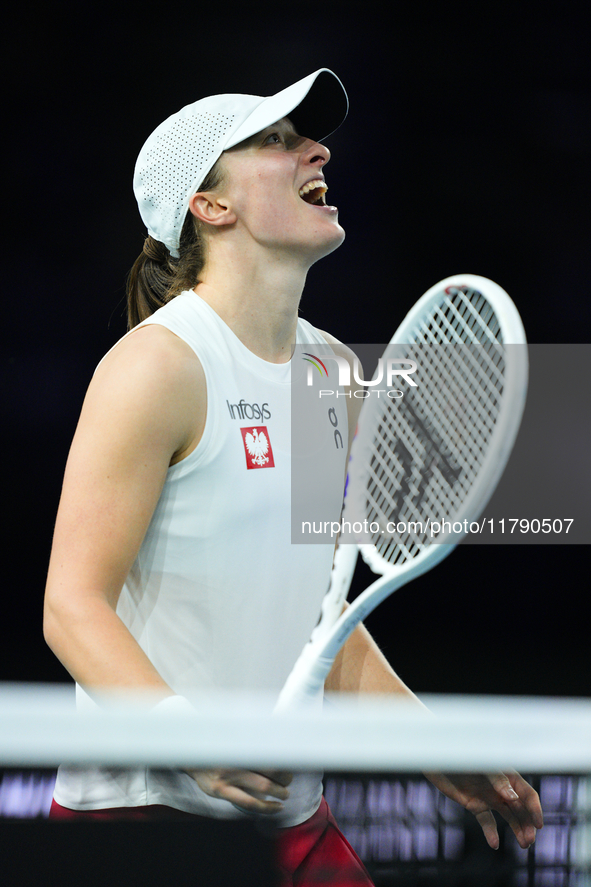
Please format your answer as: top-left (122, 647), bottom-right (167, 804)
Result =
top-left (50, 796), bottom-right (374, 886)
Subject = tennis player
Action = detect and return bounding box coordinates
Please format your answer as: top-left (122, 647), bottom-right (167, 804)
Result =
top-left (43, 69), bottom-right (542, 885)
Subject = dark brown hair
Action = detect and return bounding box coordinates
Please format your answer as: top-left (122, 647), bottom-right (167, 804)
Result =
top-left (126, 161), bottom-right (225, 330)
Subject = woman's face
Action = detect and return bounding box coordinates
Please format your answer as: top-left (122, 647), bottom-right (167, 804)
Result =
top-left (214, 117), bottom-right (345, 263)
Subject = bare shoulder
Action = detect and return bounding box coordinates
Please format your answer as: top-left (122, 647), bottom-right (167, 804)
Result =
top-left (83, 323), bottom-right (206, 464)
top-left (93, 324), bottom-right (205, 403)
top-left (96, 323), bottom-right (203, 387)
top-left (317, 329), bottom-right (355, 360)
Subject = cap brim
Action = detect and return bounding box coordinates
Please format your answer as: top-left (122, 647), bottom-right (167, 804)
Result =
top-left (224, 68), bottom-right (348, 149)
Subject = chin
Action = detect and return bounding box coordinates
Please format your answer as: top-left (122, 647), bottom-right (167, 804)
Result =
top-left (310, 224), bottom-right (346, 263)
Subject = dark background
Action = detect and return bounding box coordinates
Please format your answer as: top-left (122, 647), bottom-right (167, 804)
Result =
top-left (4, 2), bottom-right (590, 697)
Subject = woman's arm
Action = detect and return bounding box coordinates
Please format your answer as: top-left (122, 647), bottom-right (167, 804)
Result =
top-left (326, 620), bottom-right (543, 849)
top-left (44, 325), bottom-right (291, 813)
top-left (43, 324), bottom-right (204, 699)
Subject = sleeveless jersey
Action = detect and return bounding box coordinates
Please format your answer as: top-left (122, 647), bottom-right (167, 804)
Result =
top-left (53, 291), bottom-right (349, 825)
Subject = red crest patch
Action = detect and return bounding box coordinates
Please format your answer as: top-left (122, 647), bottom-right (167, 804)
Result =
top-left (240, 426), bottom-right (275, 469)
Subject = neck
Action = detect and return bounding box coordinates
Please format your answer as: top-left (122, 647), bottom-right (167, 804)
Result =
top-left (194, 246), bottom-right (310, 364)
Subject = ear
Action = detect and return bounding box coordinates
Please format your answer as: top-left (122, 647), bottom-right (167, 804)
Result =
top-left (188, 191), bottom-right (236, 227)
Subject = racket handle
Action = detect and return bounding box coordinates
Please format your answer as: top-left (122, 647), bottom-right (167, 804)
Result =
top-left (311, 544), bottom-right (358, 646)
top-left (274, 645), bottom-right (335, 712)
top-left (274, 546), bottom-right (358, 713)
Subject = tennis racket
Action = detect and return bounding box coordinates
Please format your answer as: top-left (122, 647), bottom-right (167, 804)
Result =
top-left (275, 273), bottom-right (528, 711)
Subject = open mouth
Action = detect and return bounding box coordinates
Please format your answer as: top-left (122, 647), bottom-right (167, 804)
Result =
top-left (298, 179), bottom-right (328, 206)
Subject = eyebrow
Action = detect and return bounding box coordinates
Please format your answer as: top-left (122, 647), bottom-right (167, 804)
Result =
top-left (228, 119), bottom-right (300, 152)
top-left (261, 119), bottom-right (298, 138)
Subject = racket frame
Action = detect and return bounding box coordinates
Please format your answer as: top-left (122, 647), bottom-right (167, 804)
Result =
top-left (275, 274), bottom-right (528, 711)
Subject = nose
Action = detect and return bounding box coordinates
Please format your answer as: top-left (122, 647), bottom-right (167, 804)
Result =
top-left (301, 138), bottom-right (330, 168)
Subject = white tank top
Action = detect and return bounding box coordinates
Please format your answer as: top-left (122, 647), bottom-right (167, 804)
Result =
top-left (53, 291), bottom-right (348, 825)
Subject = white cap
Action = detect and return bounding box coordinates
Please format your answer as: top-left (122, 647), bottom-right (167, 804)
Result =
top-left (133, 69), bottom-right (348, 257)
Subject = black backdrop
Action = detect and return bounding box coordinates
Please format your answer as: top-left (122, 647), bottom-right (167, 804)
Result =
top-left (5, 2), bottom-right (590, 697)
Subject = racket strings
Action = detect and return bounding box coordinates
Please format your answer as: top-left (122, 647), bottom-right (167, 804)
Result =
top-left (403, 346), bottom-right (502, 463)
top-left (439, 287), bottom-right (502, 344)
top-left (361, 287), bottom-right (508, 564)
top-left (416, 301), bottom-right (506, 399)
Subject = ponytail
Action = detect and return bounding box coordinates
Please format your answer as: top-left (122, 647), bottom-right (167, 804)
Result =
top-left (126, 161), bottom-right (225, 330)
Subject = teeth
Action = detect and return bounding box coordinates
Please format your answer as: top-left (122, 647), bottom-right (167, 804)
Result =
top-left (298, 179), bottom-right (328, 198)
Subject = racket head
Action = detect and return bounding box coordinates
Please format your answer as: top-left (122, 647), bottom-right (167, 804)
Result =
top-left (344, 274), bottom-right (528, 577)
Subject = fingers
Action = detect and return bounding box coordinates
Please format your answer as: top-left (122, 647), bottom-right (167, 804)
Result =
top-left (429, 770), bottom-right (543, 851)
top-left (260, 769), bottom-right (293, 789)
top-left (507, 771), bottom-right (544, 830)
top-left (505, 772), bottom-right (543, 848)
top-left (475, 810), bottom-right (500, 850)
top-left (487, 772), bottom-right (543, 849)
top-left (187, 768), bottom-right (292, 815)
top-left (488, 772), bottom-right (520, 804)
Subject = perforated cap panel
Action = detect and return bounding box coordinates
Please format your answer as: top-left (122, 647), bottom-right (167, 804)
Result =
top-left (132, 70), bottom-right (348, 257)
top-left (134, 108), bottom-right (240, 257)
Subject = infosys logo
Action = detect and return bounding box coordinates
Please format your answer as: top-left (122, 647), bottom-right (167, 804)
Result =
top-left (226, 399), bottom-right (271, 421)
top-left (303, 353), bottom-right (417, 387)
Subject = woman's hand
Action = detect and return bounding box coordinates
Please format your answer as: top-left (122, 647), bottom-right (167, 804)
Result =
top-left (186, 768), bottom-right (293, 815)
top-left (426, 769), bottom-right (543, 849)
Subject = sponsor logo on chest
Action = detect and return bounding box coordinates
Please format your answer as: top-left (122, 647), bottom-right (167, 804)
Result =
top-left (227, 399), bottom-right (271, 421)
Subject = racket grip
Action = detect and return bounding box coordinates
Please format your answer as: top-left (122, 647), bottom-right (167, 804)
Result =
top-left (274, 647), bottom-right (335, 713)
top-left (319, 543), bottom-right (358, 630)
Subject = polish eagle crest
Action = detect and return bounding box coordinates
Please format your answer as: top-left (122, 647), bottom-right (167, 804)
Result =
top-left (244, 428), bottom-right (270, 466)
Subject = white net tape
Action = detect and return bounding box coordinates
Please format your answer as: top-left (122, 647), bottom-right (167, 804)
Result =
top-left (0, 685), bottom-right (589, 772)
